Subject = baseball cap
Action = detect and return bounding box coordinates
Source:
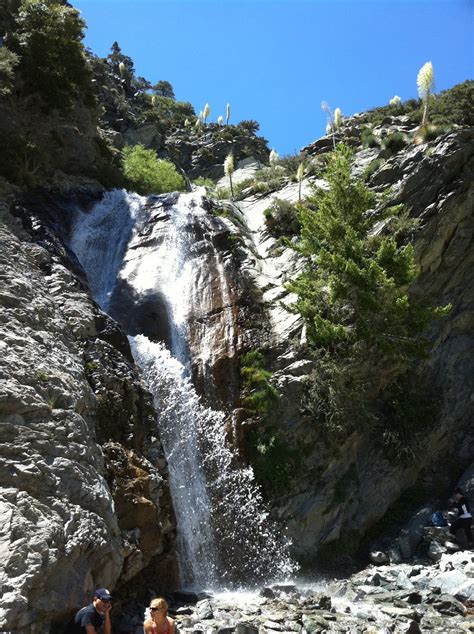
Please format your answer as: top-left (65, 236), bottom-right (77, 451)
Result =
top-left (94, 588), bottom-right (113, 601)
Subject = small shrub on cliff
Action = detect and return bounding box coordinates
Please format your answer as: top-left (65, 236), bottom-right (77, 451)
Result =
top-left (363, 158), bottom-right (384, 181)
top-left (414, 123), bottom-right (452, 145)
top-left (0, 47), bottom-right (19, 96)
top-left (382, 131), bottom-right (408, 154)
top-left (264, 198), bottom-right (300, 238)
top-left (240, 350), bottom-right (278, 415)
top-left (122, 144), bottom-right (185, 194)
top-left (246, 428), bottom-right (297, 490)
top-left (360, 126), bottom-right (380, 149)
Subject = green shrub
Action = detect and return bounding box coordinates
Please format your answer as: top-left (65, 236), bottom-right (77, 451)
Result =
top-left (360, 126), bottom-right (380, 149)
top-left (0, 47), bottom-right (19, 96)
top-left (374, 375), bottom-right (439, 462)
top-left (264, 198), bottom-right (300, 238)
top-left (193, 176), bottom-right (216, 190)
top-left (122, 144), bottom-right (185, 194)
top-left (414, 123), bottom-right (452, 144)
top-left (383, 132), bottom-right (408, 153)
top-left (302, 352), bottom-right (373, 441)
top-left (363, 158), bottom-right (384, 181)
top-left (240, 349), bottom-right (278, 415)
top-left (246, 428), bottom-right (297, 489)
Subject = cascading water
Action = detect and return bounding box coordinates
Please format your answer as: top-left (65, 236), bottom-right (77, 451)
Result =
top-left (69, 188), bottom-right (296, 589)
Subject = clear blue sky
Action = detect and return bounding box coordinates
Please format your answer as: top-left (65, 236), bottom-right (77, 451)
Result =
top-left (75, 0), bottom-right (473, 155)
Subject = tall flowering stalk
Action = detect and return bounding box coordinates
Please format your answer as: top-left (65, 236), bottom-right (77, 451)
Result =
top-left (296, 162), bottom-right (304, 205)
top-left (269, 149), bottom-right (279, 166)
top-left (321, 101), bottom-right (336, 149)
top-left (334, 107), bottom-right (343, 131)
top-left (203, 103), bottom-right (210, 124)
top-left (417, 61), bottom-right (435, 126)
top-left (217, 115), bottom-right (223, 126)
top-left (224, 152), bottom-right (234, 198)
top-left (389, 95), bottom-right (401, 106)
top-left (226, 103), bottom-right (231, 125)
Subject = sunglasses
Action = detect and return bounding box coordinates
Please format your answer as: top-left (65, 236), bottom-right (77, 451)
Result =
top-left (150, 607), bottom-right (165, 612)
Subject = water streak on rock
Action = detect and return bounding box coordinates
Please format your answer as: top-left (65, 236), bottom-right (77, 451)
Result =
top-left (69, 188), bottom-right (295, 589)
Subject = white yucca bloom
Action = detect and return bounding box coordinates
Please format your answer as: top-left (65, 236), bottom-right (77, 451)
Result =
top-left (269, 149), bottom-right (279, 165)
top-left (297, 162), bottom-right (304, 204)
top-left (224, 152), bottom-right (234, 176)
top-left (195, 118), bottom-right (201, 130)
top-left (118, 62), bottom-right (125, 77)
top-left (417, 62), bottom-right (434, 100)
top-left (334, 107), bottom-right (343, 129)
top-left (417, 61), bottom-right (435, 125)
top-left (151, 95), bottom-right (157, 107)
top-left (198, 110), bottom-right (204, 123)
top-left (226, 103), bottom-right (231, 125)
top-left (296, 162), bottom-right (304, 182)
top-left (203, 103), bottom-right (210, 123)
top-left (218, 115), bottom-right (223, 126)
top-left (184, 118), bottom-right (190, 127)
top-left (326, 123), bottom-right (332, 136)
top-left (389, 95), bottom-right (401, 106)
top-left (224, 152), bottom-right (234, 198)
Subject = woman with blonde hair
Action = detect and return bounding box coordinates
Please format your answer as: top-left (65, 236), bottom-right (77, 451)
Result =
top-left (143, 597), bottom-right (175, 634)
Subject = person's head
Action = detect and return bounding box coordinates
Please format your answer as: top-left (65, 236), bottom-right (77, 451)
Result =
top-left (454, 487), bottom-right (464, 499)
top-left (149, 597), bottom-right (168, 619)
top-left (93, 588), bottom-right (113, 612)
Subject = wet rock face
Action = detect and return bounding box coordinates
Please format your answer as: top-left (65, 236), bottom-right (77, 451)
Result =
top-left (103, 193), bottom-right (244, 410)
top-left (0, 207), bottom-right (176, 632)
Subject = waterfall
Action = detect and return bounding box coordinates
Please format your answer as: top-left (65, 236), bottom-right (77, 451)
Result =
top-left (69, 188), bottom-right (295, 589)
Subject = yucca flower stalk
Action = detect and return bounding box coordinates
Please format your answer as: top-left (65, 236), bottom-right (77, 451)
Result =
top-left (417, 61), bottom-right (435, 126)
top-left (218, 115), bottom-right (223, 126)
top-left (195, 118), bottom-right (202, 132)
top-left (151, 94), bottom-right (157, 107)
top-left (389, 95), bottom-right (401, 106)
top-left (334, 107), bottom-right (343, 130)
top-left (226, 103), bottom-right (231, 125)
top-left (118, 61), bottom-right (126, 78)
top-left (184, 118), bottom-right (190, 127)
top-left (325, 123), bottom-right (332, 136)
top-left (269, 149), bottom-right (279, 166)
top-left (224, 152), bottom-right (234, 198)
top-left (296, 162), bottom-right (304, 205)
top-left (203, 103), bottom-right (210, 124)
top-left (321, 101), bottom-right (336, 149)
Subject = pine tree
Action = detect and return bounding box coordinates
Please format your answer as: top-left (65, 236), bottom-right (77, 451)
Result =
top-left (288, 144), bottom-right (448, 359)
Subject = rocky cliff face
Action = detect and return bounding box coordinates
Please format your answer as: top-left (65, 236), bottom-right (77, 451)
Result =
top-left (0, 108), bottom-right (472, 630)
top-left (0, 201), bottom-right (177, 632)
top-left (212, 124), bottom-right (474, 560)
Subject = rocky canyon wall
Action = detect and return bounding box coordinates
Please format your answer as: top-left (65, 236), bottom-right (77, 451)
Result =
top-left (0, 201), bottom-right (177, 632)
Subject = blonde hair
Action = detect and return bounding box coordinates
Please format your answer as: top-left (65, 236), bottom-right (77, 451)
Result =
top-left (150, 597), bottom-right (168, 614)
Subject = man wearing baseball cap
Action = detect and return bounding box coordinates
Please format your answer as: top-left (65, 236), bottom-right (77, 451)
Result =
top-left (71, 588), bottom-right (113, 633)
